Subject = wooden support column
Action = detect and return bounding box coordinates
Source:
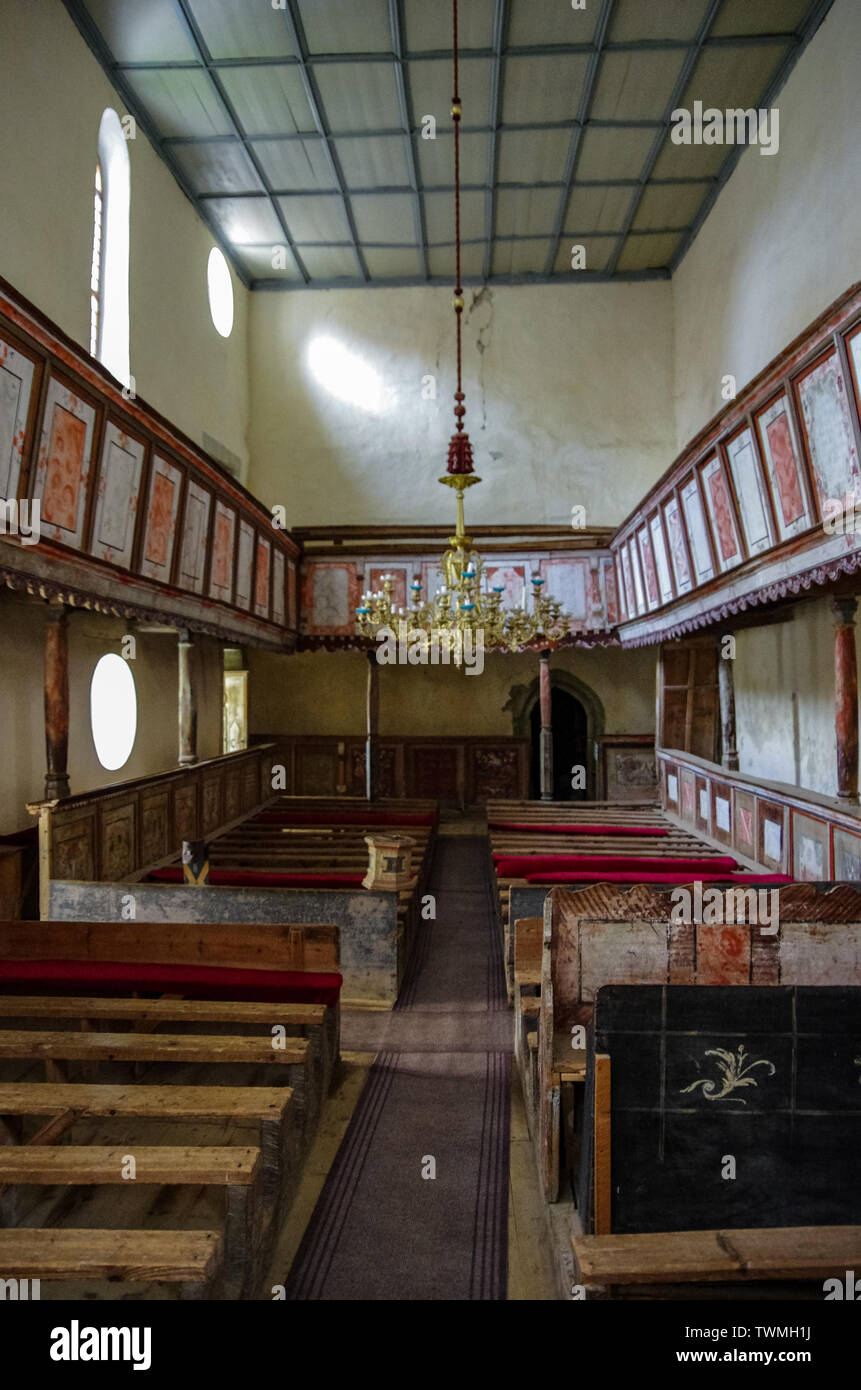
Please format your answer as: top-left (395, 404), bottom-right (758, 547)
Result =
top-left (539, 648), bottom-right (553, 802)
top-left (44, 602), bottom-right (70, 800)
top-left (718, 639), bottom-right (739, 772)
top-left (178, 629), bottom-right (198, 768)
top-left (366, 649), bottom-right (379, 802)
top-left (832, 596), bottom-right (859, 803)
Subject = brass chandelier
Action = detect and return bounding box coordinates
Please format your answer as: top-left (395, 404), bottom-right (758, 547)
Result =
top-left (356, 0), bottom-right (570, 656)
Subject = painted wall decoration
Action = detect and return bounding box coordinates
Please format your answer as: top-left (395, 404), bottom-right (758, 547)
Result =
top-left (636, 526), bottom-right (659, 609)
top-left (538, 557), bottom-right (589, 627)
top-left (0, 335), bottom-right (36, 502)
top-left (483, 562), bottom-right (526, 612)
top-left (178, 479), bottom-right (212, 595)
top-left (287, 558), bottom-right (297, 628)
top-left (796, 350), bottom-right (861, 511)
top-left (833, 826), bottom-right (861, 880)
top-left (301, 560), bottom-right (360, 636)
top-left (755, 392), bottom-right (812, 541)
top-left (791, 810), bottom-right (830, 881)
top-left (614, 552), bottom-right (628, 620)
top-left (680, 475), bottom-right (714, 585)
top-left (271, 549), bottom-right (285, 626)
top-left (89, 421), bottom-right (145, 568)
top-left (649, 513), bottom-right (673, 604)
top-left (700, 454), bottom-right (742, 571)
top-left (601, 557), bottom-right (619, 624)
top-left (31, 376), bottom-right (96, 549)
top-left (662, 496), bottom-right (692, 595)
top-left (254, 535), bottom-right (271, 619)
top-left (628, 539), bottom-right (646, 615)
top-left (234, 517), bottom-right (254, 612)
top-left (724, 427), bottom-right (773, 557)
top-left (209, 500), bottom-right (236, 604)
top-left (140, 454), bottom-right (182, 583)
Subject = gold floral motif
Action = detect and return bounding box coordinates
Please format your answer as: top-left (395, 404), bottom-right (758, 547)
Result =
top-left (680, 1045), bottom-right (775, 1104)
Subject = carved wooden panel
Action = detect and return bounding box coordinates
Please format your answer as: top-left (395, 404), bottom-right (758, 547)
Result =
top-left (173, 784), bottom-right (198, 844)
top-left (223, 766), bottom-right (241, 823)
top-left (52, 813), bottom-right (96, 882)
top-left (471, 745), bottom-right (521, 800)
top-left (242, 762), bottom-right (259, 811)
top-left (100, 802), bottom-right (136, 882)
top-left (411, 746), bottom-right (460, 803)
top-left (201, 775), bottom-right (222, 834)
top-left (140, 789), bottom-right (170, 866)
top-left (296, 746), bottom-right (338, 796)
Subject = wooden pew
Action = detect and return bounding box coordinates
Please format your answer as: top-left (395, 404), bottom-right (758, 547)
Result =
top-left (0, 1081), bottom-right (296, 1222)
top-left (0, 1228), bottom-right (222, 1298)
top-left (536, 882), bottom-right (861, 1202)
top-left (0, 1146), bottom-right (260, 1297)
top-left (512, 917), bottom-right (542, 1115)
top-left (572, 1227), bottom-right (861, 1297)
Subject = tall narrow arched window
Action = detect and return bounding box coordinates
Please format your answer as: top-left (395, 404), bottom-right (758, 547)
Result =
top-left (90, 108), bottom-right (130, 389)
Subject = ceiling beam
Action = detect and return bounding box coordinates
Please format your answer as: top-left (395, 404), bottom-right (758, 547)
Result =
top-left (604, 0), bottom-right (724, 277)
top-left (389, 0), bottom-right (429, 279)
top-left (544, 0), bottom-right (617, 277)
top-left (161, 118), bottom-right (672, 146)
top-left (670, 0), bottom-right (837, 274)
top-left (110, 32), bottom-right (809, 72)
top-left (278, 0), bottom-right (369, 282)
top-left (170, 0), bottom-right (310, 284)
top-left (483, 0), bottom-right (510, 282)
top-left (251, 269), bottom-right (671, 291)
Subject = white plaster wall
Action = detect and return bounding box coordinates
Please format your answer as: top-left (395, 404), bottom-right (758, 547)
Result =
top-left (0, 0), bottom-right (249, 476)
top-left (248, 281), bottom-right (675, 529)
top-left (734, 598), bottom-right (838, 798)
top-left (0, 593), bottom-right (223, 835)
top-left (672, 0), bottom-right (861, 449)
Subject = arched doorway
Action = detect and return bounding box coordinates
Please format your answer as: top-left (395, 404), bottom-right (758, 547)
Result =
top-left (507, 668), bottom-right (605, 800)
top-left (529, 688), bottom-right (588, 800)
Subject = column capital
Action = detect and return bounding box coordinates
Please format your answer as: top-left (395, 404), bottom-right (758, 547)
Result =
top-left (831, 595), bottom-right (858, 627)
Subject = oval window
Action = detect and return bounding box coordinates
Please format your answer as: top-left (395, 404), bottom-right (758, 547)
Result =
top-left (90, 654), bottom-right (137, 771)
top-left (207, 247), bottom-right (234, 338)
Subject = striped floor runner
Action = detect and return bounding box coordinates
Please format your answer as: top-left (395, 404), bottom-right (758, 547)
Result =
top-left (284, 836), bottom-right (511, 1300)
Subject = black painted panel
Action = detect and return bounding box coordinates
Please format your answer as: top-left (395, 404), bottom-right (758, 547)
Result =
top-left (584, 984), bottom-right (861, 1234)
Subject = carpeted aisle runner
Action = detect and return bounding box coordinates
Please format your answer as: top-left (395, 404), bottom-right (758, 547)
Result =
top-left (284, 835), bottom-right (511, 1300)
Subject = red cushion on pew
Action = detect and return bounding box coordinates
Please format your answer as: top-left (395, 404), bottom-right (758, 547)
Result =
top-left (488, 822), bottom-right (667, 836)
top-left (148, 867), bottom-right (365, 889)
top-left (524, 872), bottom-right (794, 885)
top-left (494, 854), bottom-right (738, 877)
top-left (0, 960), bottom-right (343, 1007)
top-left (251, 810), bottom-right (435, 827)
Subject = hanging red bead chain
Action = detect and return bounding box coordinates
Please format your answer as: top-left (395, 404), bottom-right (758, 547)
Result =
top-left (446, 0), bottom-right (474, 476)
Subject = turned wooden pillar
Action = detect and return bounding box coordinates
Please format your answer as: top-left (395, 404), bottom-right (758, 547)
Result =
top-left (178, 628), bottom-right (198, 767)
top-left (44, 602), bottom-right (70, 799)
top-left (539, 648), bottom-right (553, 802)
top-left (366, 649), bottom-right (379, 802)
top-left (832, 596), bottom-right (859, 803)
top-left (718, 639), bottom-right (739, 772)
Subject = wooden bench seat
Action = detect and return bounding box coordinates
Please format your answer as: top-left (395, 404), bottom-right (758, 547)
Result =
top-left (0, 1227), bottom-right (222, 1292)
top-left (572, 1226), bottom-right (861, 1289)
top-left (0, 1145), bottom-right (261, 1296)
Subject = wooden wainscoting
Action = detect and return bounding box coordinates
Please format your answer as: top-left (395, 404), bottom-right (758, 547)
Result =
top-left (255, 735), bottom-right (530, 807)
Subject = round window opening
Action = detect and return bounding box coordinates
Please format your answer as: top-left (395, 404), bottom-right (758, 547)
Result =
top-left (207, 247), bottom-right (234, 338)
top-left (90, 653), bottom-right (137, 771)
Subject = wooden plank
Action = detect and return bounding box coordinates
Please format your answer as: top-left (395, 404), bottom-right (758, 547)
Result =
top-left (572, 1226), bottom-right (861, 1284)
top-left (0, 1029), bottom-right (308, 1066)
top-left (0, 995), bottom-right (325, 1027)
top-left (593, 1053), bottom-right (612, 1236)
top-left (0, 1228), bottom-right (222, 1282)
top-left (0, 921), bottom-right (339, 972)
top-left (513, 917), bottom-right (543, 985)
top-left (0, 1145), bottom-right (261, 1184)
top-left (0, 1081), bottom-right (290, 1122)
